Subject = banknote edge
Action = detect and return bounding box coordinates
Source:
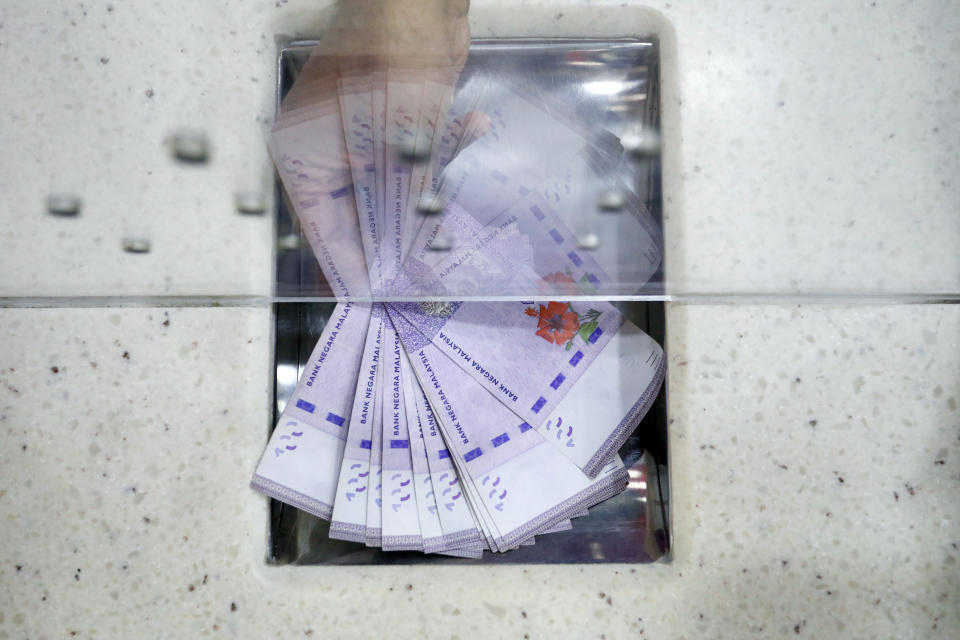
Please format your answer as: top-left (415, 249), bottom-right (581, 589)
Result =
top-left (581, 355), bottom-right (667, 478)
top-left (439, 528), bottom-right (483, 550)
top-left (437, 546), bottom-right (484, 559)
top-left (496, 465), bottom-right (629, 551)
top-left (382, 534), bottom-right (425, 551)
top-left (421, 534), bottom-right (447, 554)
top-left (250, 474), bottom-right (333, 521)
top-left (364, 528), bottom-right (383, 547)
top-left (540, 519), bottom-right (573, 535)
top-left (329, 521), bottom-right (366, 543)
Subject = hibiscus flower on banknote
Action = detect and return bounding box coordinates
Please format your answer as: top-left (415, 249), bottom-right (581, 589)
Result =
top-left (538, 270), bottom-right (579, 295)
top-left (525, 301), bottom-right (605, 349)
top-left (526, 301), bottom-right (580, 345)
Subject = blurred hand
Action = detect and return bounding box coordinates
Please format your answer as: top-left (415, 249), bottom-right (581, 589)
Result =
top-left (283, 0), bottom-right (470, 111)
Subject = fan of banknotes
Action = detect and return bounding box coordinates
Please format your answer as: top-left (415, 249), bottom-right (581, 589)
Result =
top-left (251, 50), bottom-right (665, 556)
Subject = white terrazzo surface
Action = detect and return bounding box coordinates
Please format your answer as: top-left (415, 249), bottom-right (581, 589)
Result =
top-left (0, 0), bottom-right (958, 638)
top-left (0, 0), bottom-right (957, 296)
top-left (0, 304), bottom-right (957, 638)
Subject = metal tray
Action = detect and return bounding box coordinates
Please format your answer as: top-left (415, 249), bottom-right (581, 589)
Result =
top-left (267, 38), bottom-right (670, 564)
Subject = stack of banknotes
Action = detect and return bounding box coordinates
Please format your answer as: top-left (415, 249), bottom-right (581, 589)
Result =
top-left (251, 51), bottom-right (666, 556)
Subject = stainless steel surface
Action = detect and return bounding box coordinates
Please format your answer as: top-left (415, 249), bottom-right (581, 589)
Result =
top-left (416, 193), bottom-right (444, 216)
top-left (235, 191), bottom-right (267, 215)
top-left (46, 194), bottom-right (81, 217)
top-left (121, 238), bottom-right (151, 254)
top-left (597, 190), bottom-right (627, 212)
top-left (577, 233), bottom-right (602, 250)
top-left (169, 129), bottom-right (210, 164)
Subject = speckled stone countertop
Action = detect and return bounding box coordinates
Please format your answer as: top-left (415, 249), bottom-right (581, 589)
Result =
top-left (1, 0), bottom-right (957, 297)
top-left (1, 0), bottom-right (958, 638)
top-left (0, 305), bottom-right (956, 638)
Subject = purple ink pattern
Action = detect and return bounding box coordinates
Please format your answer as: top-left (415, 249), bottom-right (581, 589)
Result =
top-left (549, 373), bottom-right (566, 390)
top-left (295, 399), bottom-right (316, 413)
top-left (272, 421), bottom-right (304, 457)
